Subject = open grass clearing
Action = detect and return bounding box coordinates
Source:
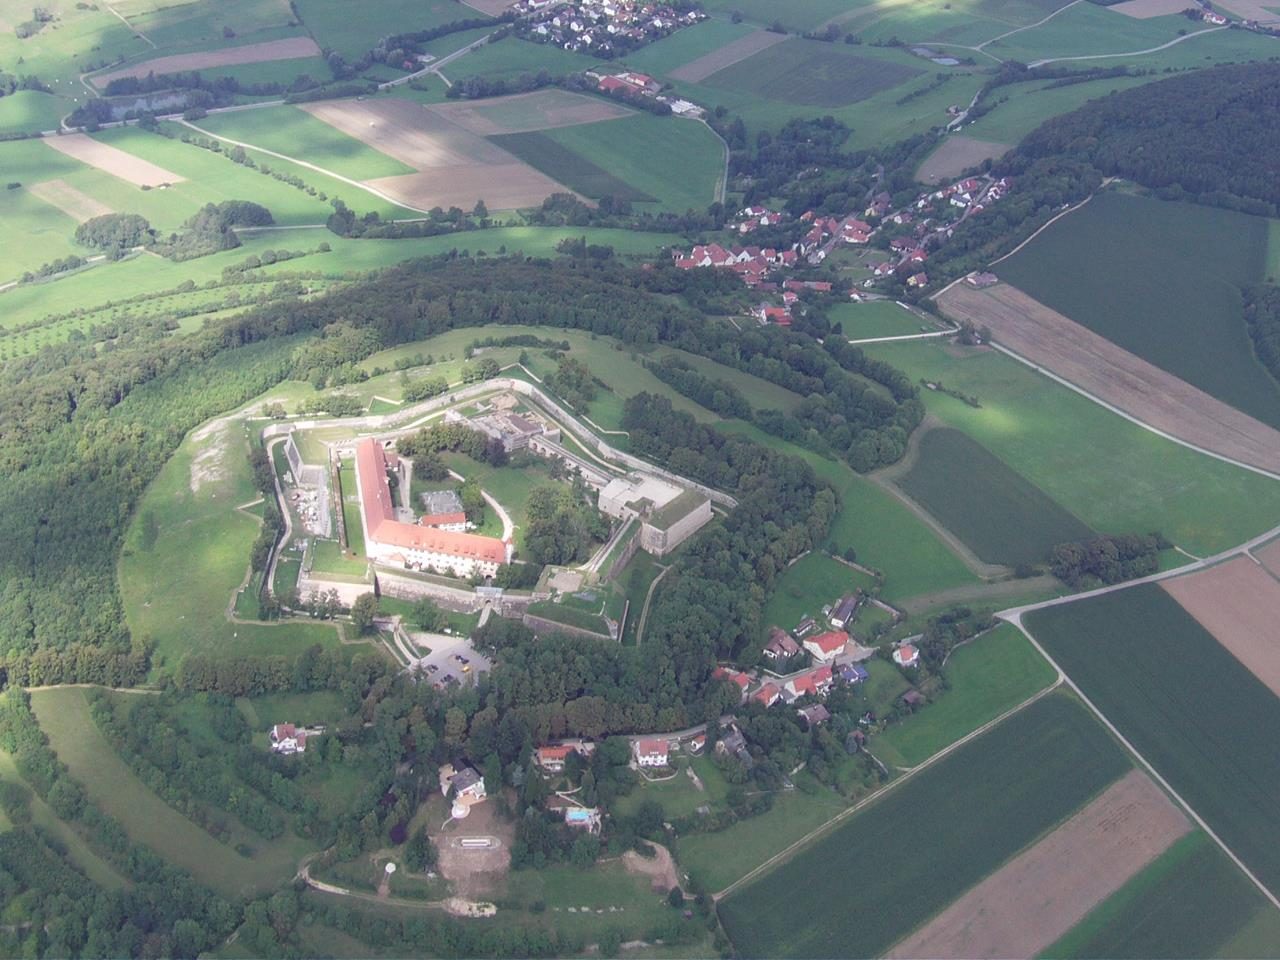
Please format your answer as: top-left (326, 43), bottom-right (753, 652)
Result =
top-left (1042, 830), bottom-right (1280, 959)
top-left (895, 426), bottom-right (1095, 567)
top-left (443, 36), bottom-right (607, 83)
top-left (862, 338), bottom-right (1280, 557)
top-left (30, 687), bottom-right (309, 897)
top-left (873, 622), bottom-right (1057, 767)
top-left (998, 192), bottom-right (1280, 430)
top-left (962, 73), bottom-right (1154, 144)
top-left (835, 300), bottom-right (941, 339)
top-left (761, 551), bottom-right (876, 635)
top-left (1026, 584), bottom-right (1280, 898)
top-left (719, 692), bottom-right (1132, 958)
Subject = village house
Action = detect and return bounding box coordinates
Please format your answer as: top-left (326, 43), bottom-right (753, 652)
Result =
top-left (784, 665), bottom-right (833, 703)
top-left (440, 763), bottom-right (486, 804)
top-left (633, 738), bottom-right (670, 768)
top-left (536, 744), bottom-right (580, 773)
top-left (907, 272), bottom-right (929, 288)
top-left (764, 626), bottom-right (801, 662)
top-left (803, 630), bottom-right (849, 662)
top-left (965, 271), bottom-right (999, 289)
top-left (893, 643), bottom-right (920, 668)
top-left (829, 594), bottom-right (860, 629)
top-left (270, 723), bottom-right (307, 755)
top-left (713, 666), bottom-right (751, 701)
top-left (754, 682), bottom-right (781, 708)
top-left (794, 616), bottom-right (817, 637)
top-left (688, 733), bottom-right (706, 754)
top-left (838, 663), bottom-right (870, 684)
top-left (797, 704), bottom-right (831, 728)
top-left (717, 723), bottom-right (754, 768)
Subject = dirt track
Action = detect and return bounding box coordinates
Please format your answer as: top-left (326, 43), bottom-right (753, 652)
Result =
top-left (1162, 556), bottom-right (1280, 698)
top-left (916, 136), bottom-right (1010, 184)
top-left (669, 30), bottom-right (786, 83)
top-left (430, 89), bottom-right (630, 135)
top-left (29, 179), bottom-right (113, 221)
top-left (43, 133), bottom-right (184, 187)
top-left (938, 283), bottom-right (1280, 476)
top-left (888, 770), bottom-right (1190, 959)
top-left (90, 37), bottom-right (321, 87)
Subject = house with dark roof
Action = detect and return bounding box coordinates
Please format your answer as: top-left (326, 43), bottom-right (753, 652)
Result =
top-left (797, 704), bottom-right (831, 728)
top-left (829, 594), bottom-right (860, 629)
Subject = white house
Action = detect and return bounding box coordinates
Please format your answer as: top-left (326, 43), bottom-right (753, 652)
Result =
top-left (633, 738), bottom-right (669, 768)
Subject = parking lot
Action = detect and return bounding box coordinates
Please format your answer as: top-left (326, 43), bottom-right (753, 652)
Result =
top-left (406, 627), bottom-right (493, 689)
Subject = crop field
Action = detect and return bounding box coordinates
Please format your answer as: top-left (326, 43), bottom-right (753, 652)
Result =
top-left (664, 28), bottom-right (785, 83)
top-left (1025, 584), bottom-right (1280, 898)
top-left (197, 105), bottom-right (416, 180)
top-left (889, 769), bottom-right (1190, 960)
top-left (89, 37), bottom-right (322, 88)
top-left (432, 89), bottom-right (632, 136)
top-left (489, 132), bottom-right (655, 204)
top-left (118, 391), bottom-right (345, 673)
top-left (862, 339), bottom-right (1280, 557)
top-left (718, 420), bottom-right (980, 602)
top-left (701, 39), bottom-right (923, 107)
top-left (873, 623), bottom-right (1057, 767)
top-left (895, 426), bottom-right (1095, 567)
top-left (1044, 831), bottom-right (1279, 959)
top-left (718, 692), bottom-right (1132, 958)
top-left (998, 193), bottom-right (1280, 430)
top-left (29, 687), bottom-right (312, 897)
top-left (700, 0), bottom-right (870, 32)
top-left (621, 18), bottom-right (760, 78)
top-left (496, 113), bottom-right (727, 212)
top-left (762, 552), bottom-right (876, 635)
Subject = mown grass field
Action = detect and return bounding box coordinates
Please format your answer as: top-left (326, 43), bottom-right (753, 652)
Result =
top-left (29, 687), bottom-right (310, 897)
top-left (873, 623), bottom-right (1057, 767)
top-left (834, 300), bottom-right (937, 339)
top-left (896, 426), bottom-right (1095, 566)
top-left (1026, 584), bottom-right (1280, 899)
top-left (718, 692), bottom-right (1131, 958)
top-left (489, 131), bottom-right (656, 203)
top-left (117, 397), bottom-right (347, 673)
top-left (197, 105), bottom-right (416, 180)
top-left (701, 39), bottom-right (923, 107)
top-left (862, 339), bottom-right (1280, 556)
top-left (521, 113), bottom-right (725, 213)
top-left (0, 89), bottom-right (73, 134)
top-left (1042, 831), bottom-right (1278, 959)
top-left (718, 420), bottom-right (980, 603)
top-left (0, 0), bottom-right (141, 90)
top-left (998, 191), bottom-right (1280, 430)
top-left (761, 551), bottom-right (876, 634)
top-left (445, 36), bottom-right (606, 82)
top-left (292, 0), bottom-right (485, 59)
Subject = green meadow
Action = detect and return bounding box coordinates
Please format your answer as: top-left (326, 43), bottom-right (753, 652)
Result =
top-left (863, 338), bottom-right (1280, 556)
top-left (292, 0), bottom-right (488, 59)
top-left (835, 300), bottom-right (937, 340)
top-left (0, 89), bottom-right (73, 134)
top-left (762, 552), bottom-right (877, 634)
top-left (616, 17), bottom-right (758, 76)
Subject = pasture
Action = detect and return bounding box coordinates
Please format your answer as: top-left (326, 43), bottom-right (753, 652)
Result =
top-left (1025, 584), bottom-right (1280, 898)
top-left (984, 1), bottom-right (1192, 61)
top-left (997, 192), bottom-right (1280, 430)
top-left (443, 36), bottom-right (606, 82)
top-left (862, 339), bottom-right (1280, 557)
top-left (872, 623), bottom-right (1057, 767)
top-left (0, 184), bottom-right (82, 281)
top-left (718, 692), bottom-right (1132, 958)
top-left (0, 89), bottom-right (72, 134)
top-left (701, 39), bottom-right (923, 107)
top-left (699, 0), bottom-right (869, 32)
top-left (761, 552), bottom-right (876, 635)
top-left (895, 426), bottom-right (1095, 567)
top-left (29, 687), bottom-right (310, 897)
top-left (197, 105), bottom-right (415, 180)
top-left (1044, 831), bottom-right (1278, 959)
top-left (962, 74), bottom-right (1154, 144)
top-left (837, 300), bottom-right (945, 339)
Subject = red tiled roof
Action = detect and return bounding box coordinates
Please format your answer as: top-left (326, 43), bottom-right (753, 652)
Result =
top-left (538, 745), bottom-right (575, 762)
top-left (755, 683), bottom-right (780, 705)
top-left (636, 738), bottom-right (668, 757)
top-left (420, 511), bottom-right (467, 527)
top-left (806, 630), bottom-right (848, 655)
top-left (713, 666), bottom-right (750, 690)
top-left (355, 438), bottom-right (507, 564)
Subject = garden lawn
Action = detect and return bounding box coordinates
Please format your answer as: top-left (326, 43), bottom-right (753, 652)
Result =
top-left (718, 692), bottom-right (1131, 958)
top-left (117, 397), bottom-right (346, 675)
top-left (718, 420), bottom-right (979, 602)
top-left (997, 192), bottom-right (1280, 430)
top-left (29, 687), bottom-right (309, 897)
top-left (1026, 584), bottom-right (1280, 898)
top-left (762, 552), bottom-right (876, 634)
top-left (1041, 830), bottom-right (1277, 959)
top-left (197, 105), bottom-right (415, 179)
top-left (895, 426), bottom-right (1095, 567)
top-left (614, 754), bottom-right (731, 820)
top-left (872, 623), bottom-right (1057, 767)
top-left (675, 780), bottom-right (849, 893)
top-left (862, 339), bottom-right (1280, 556)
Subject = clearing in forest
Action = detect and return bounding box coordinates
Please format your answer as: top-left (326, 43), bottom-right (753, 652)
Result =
top-left (43, 134), bottom-right (185, 187)
top-left (888, 769), bottom-right (1190, 959)
top-left (1161, 555), bottom-right (1280, 699)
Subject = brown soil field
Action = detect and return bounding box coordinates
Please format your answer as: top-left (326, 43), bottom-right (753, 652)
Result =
top-left (368, 165), bottom-right (567, 211)
top-left (90, 37), bottom-right (322, 88)
top-left (1256, 536), bottom-right (1280, 578)
top-left (938, 283), bottom-right (1280, 476)
top-left (28, 179), bottom-right (113, 221)
top-left (1162, 555), bottom-right (1280, 698)
top-left (42, 134), bottom-right (184, 187)
top-left (621, 843), bottom-right (679, 893)
top-left (888, 770), bottom-right (1190, 960)
top-left (1109, 0), bottom-right (1198, 17)
top-left (301, 98), bottom-right (512, 168)
top-left (429, 89), bottom-right (631, 136)
top-left (669, 30), bottom-right (787, 83)
top-left (433, 802), bottom-right (513, 899)
top-left (917, 136), bottom-right (1010, 184)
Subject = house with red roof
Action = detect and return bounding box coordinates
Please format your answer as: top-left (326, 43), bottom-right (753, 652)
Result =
top-left (633, 738), bottom-right (670, 768)
top-left (893, 643), bottom-right (920, 667)
top-left (270, 723), bottom-right (307, 755)
top-left (906, 272), bottom-right (929, 289)
top-left (713, 666), bottom-right (751, 701)
top-left (536, 744), bottom-right (579, 772)
top-left (783, 665), bottom-right (833, 702)
top-left (803, 630), bottom-right (848, 662)
top-left (754, 683), bottom-right (781, 708)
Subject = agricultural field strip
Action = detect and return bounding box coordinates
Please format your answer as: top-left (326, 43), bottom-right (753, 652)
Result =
top-left (1002, 554), bottom-right (1280, 911)
top-left (713, 673), bottom-right (1063, 900)
top-left (886, 769), bottom-right (1191, 959)
top-left (937, 282), bottom-right (1280, 479)
top-left (88, 36), bottom-right (323, 87)
top-left (177, 118), bottom-right (432, 214)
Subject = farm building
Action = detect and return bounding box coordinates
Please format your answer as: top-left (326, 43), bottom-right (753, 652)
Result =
top-left (353, 438), bottom-right (512, 578)
top-left (633, 738), bottom-right (669, 768)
